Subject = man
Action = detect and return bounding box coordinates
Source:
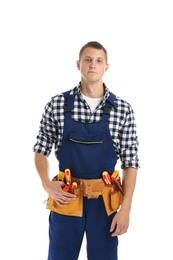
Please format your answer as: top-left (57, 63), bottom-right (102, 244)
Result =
top-left (33, 41), bottom-right (140, 260)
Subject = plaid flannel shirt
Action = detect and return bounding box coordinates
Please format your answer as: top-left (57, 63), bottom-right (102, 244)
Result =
top-left (33, 83), bottom-right (140, 169)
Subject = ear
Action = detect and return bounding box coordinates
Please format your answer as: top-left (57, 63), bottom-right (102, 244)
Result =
top-left (76, 60), bottom-right (80, 70)
top-left (104, 63), bottom-right (109, 72)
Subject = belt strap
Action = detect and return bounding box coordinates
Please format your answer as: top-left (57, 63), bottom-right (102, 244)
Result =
top-left (80, 178), bottom-right (105, 199)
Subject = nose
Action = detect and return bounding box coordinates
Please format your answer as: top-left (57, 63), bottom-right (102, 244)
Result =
top-left (89, 61), bottom-right (96, 69)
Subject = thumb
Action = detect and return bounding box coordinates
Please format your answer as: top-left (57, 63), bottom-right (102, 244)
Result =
top-left (110, 218), bottom-right (117, 232)
top-left (59, 181), bottom-right (65, 187)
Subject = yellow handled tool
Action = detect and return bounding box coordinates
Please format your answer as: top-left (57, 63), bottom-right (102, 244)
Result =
top-left (71, 182), bottom-right (77, 189)
top-left (111, 170), bottom-right (119, 179)
top-left (58, 171), bottom-right (65, 181)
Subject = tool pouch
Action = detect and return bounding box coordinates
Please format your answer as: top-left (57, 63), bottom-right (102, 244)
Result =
top-left (46, 177), bottom-right (83, 217)
top-left (102, 184), bottom-right (123, 216)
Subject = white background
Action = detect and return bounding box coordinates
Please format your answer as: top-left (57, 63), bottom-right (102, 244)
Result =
top-left (0, 0), bottom-right (173, 259)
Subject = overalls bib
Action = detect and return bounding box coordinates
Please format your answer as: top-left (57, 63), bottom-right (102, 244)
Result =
top-left (48, 91), bottom-right (119, 260)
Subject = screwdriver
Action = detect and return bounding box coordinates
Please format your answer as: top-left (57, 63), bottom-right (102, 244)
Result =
top-left (111, 176), bottom-right (124, 195)
top-left (71, 182), bottom-right (77, 189)
top-left (102, 171), bottom-right (112, 184)
top-left (63, 169), bottom-right (72, 192)
top-left (111, 170), bottom-right (119, 179)
top-left (58, 171), bottom-right (65, 181)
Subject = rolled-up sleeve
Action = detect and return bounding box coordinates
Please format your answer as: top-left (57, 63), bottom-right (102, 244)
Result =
top-left (33, 101), bottom-right (58, 157)
top-left (119, 106), bottom-right (140, 169)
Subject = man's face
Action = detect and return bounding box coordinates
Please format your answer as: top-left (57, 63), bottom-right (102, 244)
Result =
top-left (77, 47), bottom-right (109, 83)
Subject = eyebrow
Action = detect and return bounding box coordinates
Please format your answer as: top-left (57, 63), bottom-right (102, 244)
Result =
top-left (84, 56), bottom-right (104, 59)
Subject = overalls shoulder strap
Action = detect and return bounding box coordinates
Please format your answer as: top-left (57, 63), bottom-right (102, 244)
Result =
top-left (102, 92), bottom-right (118, 119)
top-left (63, 90), bottom-right (74, 112)
top-left (63, 90), bottom-right (74, 119)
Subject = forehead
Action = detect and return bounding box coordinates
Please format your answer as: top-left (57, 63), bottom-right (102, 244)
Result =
top-left (82, 47), bottom-right (106, 59)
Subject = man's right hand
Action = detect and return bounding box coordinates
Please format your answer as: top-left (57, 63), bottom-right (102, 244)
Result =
top-left (34, 153), bottom-right (77, 207)
top-left (44, 180), bottom-right (77, 207)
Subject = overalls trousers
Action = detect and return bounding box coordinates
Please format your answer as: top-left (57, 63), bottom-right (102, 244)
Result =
top-left (48, 91), bottom-right (119, 260)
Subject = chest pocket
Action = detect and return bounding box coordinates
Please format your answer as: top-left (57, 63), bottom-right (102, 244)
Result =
top-left (69, 132), bottom-right (103, 144)
top-left (68, 131), bottom-right (104, 178)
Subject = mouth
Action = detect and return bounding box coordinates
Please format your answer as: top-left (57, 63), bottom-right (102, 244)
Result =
top-left (88, 71), bottom-right (96, 74)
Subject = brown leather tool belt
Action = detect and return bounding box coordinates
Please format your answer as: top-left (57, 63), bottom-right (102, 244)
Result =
top-left (46, 175), bottom-right (123, 217)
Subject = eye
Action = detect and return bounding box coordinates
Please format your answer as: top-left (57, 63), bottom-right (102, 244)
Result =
top-left (85, 58), bottom-right (91, 62)
top-left (97, 59), bottom-right (103, 63)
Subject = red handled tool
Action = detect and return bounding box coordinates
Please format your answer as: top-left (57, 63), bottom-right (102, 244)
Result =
top-left (111, 176), bottom-right (124, 195)
top-left (102, 171), bottom-right (112, 184)
top-left (63, 169), bottom-right (72, 192)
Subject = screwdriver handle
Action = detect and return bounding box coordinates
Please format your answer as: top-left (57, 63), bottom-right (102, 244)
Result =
top-left (64, 169), bottom-right (71, 185)
top-left (58, 171), bottom-right (65, 181)
top-left (63, 169), bottom-right (72, 192)
top-left (111, 170), bottom-right (119, 179)
top-left (111, 176), bottom-right (124, 196)
top-left (71, 182), bottom-right (77, 189)
top-left (102, 171), bottom-right (111, 184)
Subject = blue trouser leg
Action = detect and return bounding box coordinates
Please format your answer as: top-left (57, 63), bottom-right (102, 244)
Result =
top-left (48, 211), bottom-right (85, 260)
top-left (48, 197), bottom-right (118, 260)
top-left (85, 197), bottom-right (118, 260)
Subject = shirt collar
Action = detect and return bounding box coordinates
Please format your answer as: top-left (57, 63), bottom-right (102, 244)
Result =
top-left (74, 82), bottom-right (110, 105)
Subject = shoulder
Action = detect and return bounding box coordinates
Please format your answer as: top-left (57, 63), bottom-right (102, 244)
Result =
top-left (46, 88), bottom-right (75, 108)
top-left (115, 95), bottom-right (132, 110)
top-left (109, 93), bottom-right (135, 117)
top-left (51, 87), bottom-right (77, 102)
top-left (42, 93), bottom-right (64, 114)
top-left (50, 92), bottom-right (65, 104)
top-left (105, 85), bottom-right (133, 113)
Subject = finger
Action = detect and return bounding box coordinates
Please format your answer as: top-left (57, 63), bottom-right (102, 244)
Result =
top-left (111, 227), bottom-right (127, 237)
top-left (55, 196), bottom-right (72, 206)
top-left (59, 181), bottom-right (65, 186)
top-left (56, 194), bottom-right (76, 205)
top-left (111, 232), bottom-right (119, 237)
top-left (111, 229), bottom-right (121, 237)
top-left (110, 223), bottom-right (119, 236)
top-left (110, 222), bottom-right (117, 232)
top-left (62, 196), bottom-right (76, 203)
top-left (55, 200), bottom-right (65, 207)
top-left (62, 191), bottom-right (77, 198)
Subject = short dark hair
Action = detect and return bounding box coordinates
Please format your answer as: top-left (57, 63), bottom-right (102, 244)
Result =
top-left (79, 41), bottom-right (108, 62)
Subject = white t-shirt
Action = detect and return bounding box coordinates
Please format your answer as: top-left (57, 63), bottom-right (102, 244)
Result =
top-left (82, 94), bottom-right (103, 113)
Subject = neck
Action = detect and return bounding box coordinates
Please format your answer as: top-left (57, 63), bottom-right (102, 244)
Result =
top-left (80, 81), bottom-right (105, 98)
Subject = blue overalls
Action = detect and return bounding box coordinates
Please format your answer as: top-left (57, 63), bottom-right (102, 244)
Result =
top-left (48, 91), bottom-right (119, 260)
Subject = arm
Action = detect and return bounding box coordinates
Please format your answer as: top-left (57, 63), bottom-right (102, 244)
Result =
top-left (110, 102), bottom-right (139, 236)
top-left (34, 152), bottom-right (77, 206)
top-left (110, 167), bottom-right (137, 236)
